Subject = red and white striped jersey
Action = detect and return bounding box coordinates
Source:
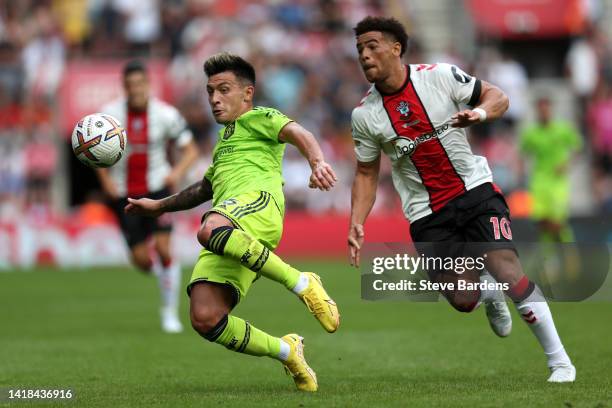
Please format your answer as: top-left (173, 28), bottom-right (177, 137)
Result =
top-left (101, 98), bottom-right (193, 197)
top-left (351, 63), bottom-right (493, 222)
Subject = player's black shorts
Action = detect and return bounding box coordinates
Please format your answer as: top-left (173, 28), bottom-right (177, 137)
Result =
top-left (110, 188), bottom-right (173, 248)
top-left (410, 183), bottom-right (516, 271)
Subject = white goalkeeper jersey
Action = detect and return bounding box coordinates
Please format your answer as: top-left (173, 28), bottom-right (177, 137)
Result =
top-left (101, 97), bottom-right (193, 197)
top-left (351, 63), bottom-right (493, 223)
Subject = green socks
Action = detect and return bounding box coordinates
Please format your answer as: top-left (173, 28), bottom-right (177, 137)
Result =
top-left (208, 315), bottom-right (287, 360)
top-left (207, 226), bottom-right (300, 290)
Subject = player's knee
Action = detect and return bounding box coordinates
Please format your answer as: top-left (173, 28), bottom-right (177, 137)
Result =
top-left (156, 247), bottom-right (172, 266)
top-left (131, 253), bottom-right (152, 272)
top-left (190, 306), bottom-right (227, 339)
top-left (198, 226), bottom-right (234, 254)
top-left (197, 225), bottom-right (212, 247)
top-left (154, 242), bottom-right (171, 263)
top-left (198, 214), bottom-right (233, 248)
top-left (448, 291), bottom-right (481, 313)
top-left (486, 249), bottom-right (523, 287)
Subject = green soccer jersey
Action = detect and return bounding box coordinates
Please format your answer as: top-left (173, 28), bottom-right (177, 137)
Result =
top-left (204, 106), bottom-right (293, 210)
top-left (519, 120), bottom-right (582, 185)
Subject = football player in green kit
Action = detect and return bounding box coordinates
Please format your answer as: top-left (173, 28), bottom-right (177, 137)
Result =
top-left (520, 96), bottom-right (582, 242)
top-left (125, 53), bottom-right (339, 392)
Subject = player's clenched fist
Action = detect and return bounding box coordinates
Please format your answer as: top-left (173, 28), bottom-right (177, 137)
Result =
top-left (308, 161), bottom-right (338, 191)
top-left (348, 223), bottom-right (365, 267)
top-left (124, 197), bottom-right (163, 217)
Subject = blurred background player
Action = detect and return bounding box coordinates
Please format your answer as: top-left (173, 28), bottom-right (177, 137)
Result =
top-left (520, 97), bottom-right (582, 242)
top-left (97, 60), bottom-right (199, 333)
top-left (348, 16), bottom-right (575, 382)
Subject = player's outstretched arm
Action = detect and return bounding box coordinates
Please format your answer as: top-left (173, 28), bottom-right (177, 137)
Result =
top-left (279, 121), bottom-right (337, 191)
top-left (349, 158), bottom-right (380, 267)
top-left (124, 177), bottom-right (213, 217)
top-left (451, 80), bottom-right (509, 128)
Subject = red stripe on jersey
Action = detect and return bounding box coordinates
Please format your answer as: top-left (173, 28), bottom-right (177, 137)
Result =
top-left (381, 74), bottom-right (465, 212)
top-left (492, 182), bottom-right (503, 195)
top-left (126, 110), bottom-right (148, 196)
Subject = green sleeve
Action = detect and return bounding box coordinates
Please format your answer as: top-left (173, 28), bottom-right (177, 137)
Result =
top-left (519, 127), bottom-right (535, 154)
top-left (249, 107), bottom-right (293, 142)
top-left (204, 165), bottom-right (214, 182)
top-left (563, 122), bottom-right (582, 151)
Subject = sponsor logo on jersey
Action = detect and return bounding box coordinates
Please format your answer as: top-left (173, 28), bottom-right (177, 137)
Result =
top-left (392, 123), bottom-right (450, 157)
top-left (214, 146), bottom-right (234, 160)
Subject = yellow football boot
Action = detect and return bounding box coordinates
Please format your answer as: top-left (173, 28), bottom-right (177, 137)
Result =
top-left (298, 272), bottom-right (340, 333)
top-left (281, 334), bottom-right (318, 392)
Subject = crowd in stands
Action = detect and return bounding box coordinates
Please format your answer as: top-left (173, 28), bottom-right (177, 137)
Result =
top-left (1, 0), bottom-right (611, 222)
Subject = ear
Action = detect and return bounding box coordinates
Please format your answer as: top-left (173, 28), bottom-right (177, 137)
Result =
top-left (244, 85), bottom-right (255, 103)
top-left (391, 41), bottom-right (402, 57)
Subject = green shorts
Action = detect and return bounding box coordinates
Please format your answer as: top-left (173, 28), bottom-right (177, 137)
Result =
top-left (530, 179), bottom-right (570, 222)
top-left (188, 191), bottom-right (284, 305)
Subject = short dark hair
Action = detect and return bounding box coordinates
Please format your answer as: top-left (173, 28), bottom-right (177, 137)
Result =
top-left (123, 60), bottom-right (147, 78)
top-left (204, 52), bottom-right (256, 85)
top-left (353, 16), bottom-right (409, 57)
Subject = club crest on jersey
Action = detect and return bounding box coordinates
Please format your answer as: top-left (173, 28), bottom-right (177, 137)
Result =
top-left (223, 122), bottom-right (235, 140)
top-left (396, 101), bottom-right (420, 128)
top-left (396, 101), bottom-right (410, 117)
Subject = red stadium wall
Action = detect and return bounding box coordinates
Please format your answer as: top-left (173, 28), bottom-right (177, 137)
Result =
top-left (0, 211), bottom-right (410, 267)
top-left (276, 211), bottom-right (410, 257)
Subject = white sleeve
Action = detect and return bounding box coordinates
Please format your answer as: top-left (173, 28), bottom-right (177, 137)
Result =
top-left (165, 106), bottom-right (194, 147)
top-left (435, 63), bottom-right (481, 107)
top-left (351, 109), bottom-right (380, 163)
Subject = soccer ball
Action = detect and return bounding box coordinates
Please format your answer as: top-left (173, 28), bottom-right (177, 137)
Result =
top-left (71, 113), bottom-right (127, 168)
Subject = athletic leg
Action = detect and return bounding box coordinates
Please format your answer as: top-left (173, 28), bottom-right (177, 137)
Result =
top-left (198, 210), bottom-right (339, 333)
top-left (189, 281), bottom-right (317, 391)
top-left (485, 248), bottom-right (575, 382)
top-left (153, 231), bottom-right (182, 333)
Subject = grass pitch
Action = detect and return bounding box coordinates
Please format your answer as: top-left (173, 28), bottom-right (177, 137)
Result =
top-left (1, 262), bottom-right (610, 407)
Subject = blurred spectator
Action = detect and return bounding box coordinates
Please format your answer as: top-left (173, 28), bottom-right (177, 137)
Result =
top-left (587, 81), bottom-right (612, 212)
top-left (566, 27), bottom-right (599, 130)
top-left (0, 0), bottom-right (610, 222)
top-left (75, 191), bottom-right (117, 226)
top-left (23, 129), bottom-right (57, 208)
top-left (112, 0), bottom-right (161, 55)
top-left (21, 5), bottom-right (65, 100)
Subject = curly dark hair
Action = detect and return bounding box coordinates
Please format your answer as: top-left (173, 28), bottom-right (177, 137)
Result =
top-left (204, 52), bottom-right (256, 85)
top-left (353, 16), bottom-right (409, 57)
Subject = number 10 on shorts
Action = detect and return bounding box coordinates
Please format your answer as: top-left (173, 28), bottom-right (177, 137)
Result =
top-left (490, 216), bottom-right (512, 240)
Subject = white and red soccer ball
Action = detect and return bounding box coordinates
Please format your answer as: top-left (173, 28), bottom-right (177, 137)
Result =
top-left (71, 113), bottom-right (127, 168)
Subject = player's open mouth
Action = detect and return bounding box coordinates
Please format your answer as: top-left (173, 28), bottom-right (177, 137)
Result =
top-left (213, 109), bottom-right (223, 116)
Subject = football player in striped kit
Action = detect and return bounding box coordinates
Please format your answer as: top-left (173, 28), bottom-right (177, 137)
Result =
top-left (97, 60), bottom-right (199, 333)
top-left (348, 16), bottom-right (575, 382)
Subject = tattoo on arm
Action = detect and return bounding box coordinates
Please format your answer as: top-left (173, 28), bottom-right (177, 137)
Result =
top-left (159, 178), bottom-right (213, 212)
